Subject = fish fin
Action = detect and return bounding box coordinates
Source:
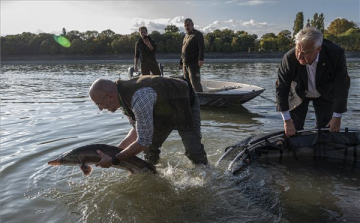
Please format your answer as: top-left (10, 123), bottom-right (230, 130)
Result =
top-left (80, 163), bottom-right (92, 176)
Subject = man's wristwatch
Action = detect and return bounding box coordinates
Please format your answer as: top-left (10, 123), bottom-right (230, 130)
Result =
top-left (112, 156), bottom-right (120, 165)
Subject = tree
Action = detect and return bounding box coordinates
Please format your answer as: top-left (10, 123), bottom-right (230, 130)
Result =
top-left (310, 13), bottom-right (318, 27)
top-left (164, 25), bottom-right (180, 33)
top-left (40, 40), bottom-right (58, 54)
top-left (69, 39), bottom-right (85, 54)
top-left (310, 13), bottom-right (325, 33)
top-left (277, 30), bottom-right (293, 51)
top-left (293, 12), bottom-right (304, 37)
top-left (327, 18), bottom-right (358, 36)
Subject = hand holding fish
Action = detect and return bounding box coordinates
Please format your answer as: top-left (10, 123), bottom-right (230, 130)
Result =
top-left (95, 150), bottom-right (113, 168)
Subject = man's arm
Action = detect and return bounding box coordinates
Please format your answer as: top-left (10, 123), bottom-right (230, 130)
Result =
top-left (331, 50), bottom-right (350, 114)
top-left (198, 32), bottom-right (205, 67)
top-left (118, 127), bottom-right (137, 148)
top-left (134, 42), bottom-right (140, 72)
top-left (134, 57), bottom-right (139, 72)
top-left (276, 53), bottom-right (296, 137)
top-left (96, 140), bottom-right (146, 168)
top-left (326, 49), bottom-right (350, 132)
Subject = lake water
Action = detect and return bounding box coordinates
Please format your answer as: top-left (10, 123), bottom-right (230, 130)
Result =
top-left (1, 59), bottom-right (359, 223)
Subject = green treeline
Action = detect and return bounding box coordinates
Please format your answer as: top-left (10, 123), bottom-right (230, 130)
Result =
top-left (1, 15), bottom-right (359, 56)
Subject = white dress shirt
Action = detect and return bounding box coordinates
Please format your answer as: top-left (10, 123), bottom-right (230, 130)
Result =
top-left (281, 53), bottom-right (342, 121)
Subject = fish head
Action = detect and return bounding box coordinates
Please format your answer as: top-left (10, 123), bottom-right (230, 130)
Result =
top-left (48, 159), bottom-right (61, 165)
top-left (47, 150), bottom-right (80, 166)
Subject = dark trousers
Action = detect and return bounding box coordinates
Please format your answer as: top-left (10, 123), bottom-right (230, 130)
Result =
top-left (143, 93), bottom-right (208, 165)
top-left (183, 62), bottom-right (203, 92)
top-left (290, 96), bottom-right (333, 130)
top-left (141, 61), bottom-right (161, 75)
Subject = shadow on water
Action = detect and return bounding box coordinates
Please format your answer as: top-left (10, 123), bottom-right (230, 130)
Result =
top-left (201, 104), bottom-right (264, 126)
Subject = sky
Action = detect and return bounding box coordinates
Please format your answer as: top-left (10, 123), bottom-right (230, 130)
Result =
top-left (1, 0), bottom-right (359, 38)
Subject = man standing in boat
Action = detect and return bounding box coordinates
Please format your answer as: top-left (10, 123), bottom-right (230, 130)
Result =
top-left (179, 18), bottom-right (205, 92)
top-left (276, 27), bottom-right (350, 137)
top-left (134, 26), bottom-right (161, 75)
top-left (89, 76), bottom-right (208, 167)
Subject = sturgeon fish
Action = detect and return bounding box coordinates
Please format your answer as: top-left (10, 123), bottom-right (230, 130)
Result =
top-left (48, 144), bottom-right (156, 175)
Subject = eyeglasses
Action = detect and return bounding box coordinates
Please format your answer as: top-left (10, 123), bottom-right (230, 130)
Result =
top-left (95, 94), bottom-right (107, 107)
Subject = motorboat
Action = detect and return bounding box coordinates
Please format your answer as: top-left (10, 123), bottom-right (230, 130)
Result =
top-left (127, 66), bottom-right (265, 107)
top-left (198, 80), bottom-right (265, 107)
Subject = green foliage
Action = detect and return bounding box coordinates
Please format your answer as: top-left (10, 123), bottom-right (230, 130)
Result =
top-left (1, 16), bottom-right (359, 56)
top-left (310, 13), bottom-right (325, 33)
top-left (164, 25), bottom-right (180, 33)
top-left (327, 18), bottom-right (358, 36)
top-left (325, 27), bottom-right (360, 51)
top-left (293, 12), bottom-right (304, 37)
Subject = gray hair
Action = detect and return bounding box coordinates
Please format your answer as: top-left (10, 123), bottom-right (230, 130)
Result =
top-left (295, 27), bottom-right (323, 48)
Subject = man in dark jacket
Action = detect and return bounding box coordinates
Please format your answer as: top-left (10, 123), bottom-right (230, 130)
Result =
top-left (134, 26), bottom-right (161, 75)
top-left (276, 27), bottom-right (350, 137)
top-left (179, 18), bottom-right (205, 92)
top-left (89, 76), bottom-right (208, 168)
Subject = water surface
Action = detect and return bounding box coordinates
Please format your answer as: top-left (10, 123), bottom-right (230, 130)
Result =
top-left (1, 59), bottom-right (359, 223)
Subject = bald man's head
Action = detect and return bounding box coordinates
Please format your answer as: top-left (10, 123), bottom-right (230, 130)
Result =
top-left (89, 79), bottom-right (119, 112)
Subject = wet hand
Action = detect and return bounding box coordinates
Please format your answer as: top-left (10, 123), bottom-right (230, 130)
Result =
top-left (326, 117), bottom-right (341, 132)
top-left (95, 150), bottom-right (112, 168)
top-left (284, 119), bottom-right (296, 137)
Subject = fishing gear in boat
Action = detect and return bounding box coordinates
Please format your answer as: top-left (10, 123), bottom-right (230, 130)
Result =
top-left (217, 128), bottom-right (360, 174)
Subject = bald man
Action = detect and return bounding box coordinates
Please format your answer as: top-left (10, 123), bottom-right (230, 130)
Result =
top-left (89, 75), bottom-right (208, 168)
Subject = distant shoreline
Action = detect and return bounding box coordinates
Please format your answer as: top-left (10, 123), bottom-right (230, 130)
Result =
top-left (1, 52), bottom-right (359, 63)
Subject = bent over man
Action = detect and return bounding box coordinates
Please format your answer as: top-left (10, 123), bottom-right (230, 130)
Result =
top-left (276, 27), bottom-right (350, 137)
top-left (89, 75), bottom-right (208, 167)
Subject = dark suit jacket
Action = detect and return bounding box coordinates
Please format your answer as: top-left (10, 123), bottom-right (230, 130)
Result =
top-left (276, 39), bottom-right (350, 113)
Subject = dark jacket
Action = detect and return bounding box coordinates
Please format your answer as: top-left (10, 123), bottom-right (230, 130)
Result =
top-left (181, 29), bottom-right (205, 64)
top-left (276, 39), bottom-right (350, 113)
top-left (135, 36), bottom-right (158, 64)
top-left (115, 76), bottom-right (194, 130)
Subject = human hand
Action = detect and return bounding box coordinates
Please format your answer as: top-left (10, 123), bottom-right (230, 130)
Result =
top-left (198, 60), bottom-right (204, 67)
top-left (326, 117), bottom-right (341, 132)
top-left (284, 119), bottom-right (296, 137)
top-left (144, 39), bottom-right (153, 50)
top-left (134, 67), bottom-right (138, 72)
top-left (95, 150), bottom-right (112, 168)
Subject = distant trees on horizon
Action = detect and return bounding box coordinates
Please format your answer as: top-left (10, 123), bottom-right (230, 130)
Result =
top-left (1, 14), bottom-right (359, 57)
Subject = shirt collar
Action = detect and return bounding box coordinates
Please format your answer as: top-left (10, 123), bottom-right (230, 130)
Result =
top-left (307, 53), bottom-right (319, 68)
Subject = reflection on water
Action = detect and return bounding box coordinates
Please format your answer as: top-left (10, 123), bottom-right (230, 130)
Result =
top-left (0, 60), bottom-right (359, 223)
